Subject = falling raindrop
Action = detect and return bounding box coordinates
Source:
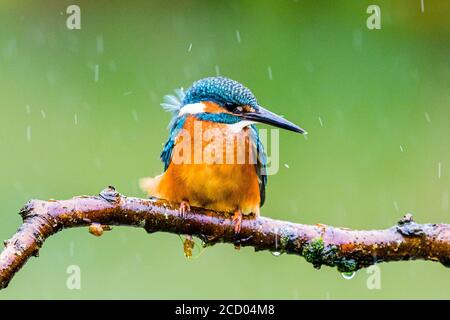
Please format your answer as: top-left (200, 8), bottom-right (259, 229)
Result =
top-left (267, 66), bottom-right (273, 80)
top-left (132, 109), bottom-right (139, 122)
top-left (424, 112), bottom-right (431, 123)
top-left (74, 113), bottom-right (78, 125)
top-left (284, 163), bottom-right (290, 169)
top-left (123, 91), bottom-right (132, 96)
top-left (341, 271), bottom-right (356, 280)
top-left (40, 110), bottom-right (47, 119)
top-left (318, 116), bottom-right (323, 127)
top-left (94, 64), bottom-right (99, 82)
top-left (95, 158), bottom-right (102, 169)
top-left (25, 104), bottom-right (31, 114)
top-left (399, 145), bottom-right (404, 153)
top-left (188, 43), bottom-right (193, 52)
top-left (442, 190), bottom-right (449, 211)
top-left (235, 30), bottom-right (241, 43)
top-left (26, 126), bottom-right (31, 142)
top-left (271, 251), bottom-right (281, 257)
top-left (352, 29), bottom-right (363, 51)
top-left (215, 65), bottom-right (220, 76)
top-left (393, 201), bottom-right (399, 213)
top-left (438, 162), bottom-right (442, 179)
top-left (96, 35), bottom-right (104, 54)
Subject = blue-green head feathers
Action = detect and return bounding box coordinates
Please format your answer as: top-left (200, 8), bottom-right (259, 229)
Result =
top-left (160, 76), bottom-right (260, 128)
top-left (183, 76), bottom-right (259, 109)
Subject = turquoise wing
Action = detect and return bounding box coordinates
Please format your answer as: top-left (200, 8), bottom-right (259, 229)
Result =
top-left (160, 89), bottom-right (186, 171)
top-left (160, 115), bottom-right (187, 171)
top-left (250, 125), bottom-right (267, 207)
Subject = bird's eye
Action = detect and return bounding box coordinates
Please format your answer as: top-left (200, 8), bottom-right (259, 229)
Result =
top-left (234, 106), bottom-right (244, 113)
top-left (224, 102), bottom-right (235, 110)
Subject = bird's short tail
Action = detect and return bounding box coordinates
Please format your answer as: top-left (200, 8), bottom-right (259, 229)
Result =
top-left (139, 175), bottom-right (162, 197)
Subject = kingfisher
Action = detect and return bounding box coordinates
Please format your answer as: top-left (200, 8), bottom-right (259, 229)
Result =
top-left (140, 77), bottom-right (305, 234)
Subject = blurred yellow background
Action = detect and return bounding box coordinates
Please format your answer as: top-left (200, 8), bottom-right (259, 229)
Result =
top-left (0, 0), bottom-right (449, 299)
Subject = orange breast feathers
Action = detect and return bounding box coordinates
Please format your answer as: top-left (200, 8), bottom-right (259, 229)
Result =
top-left (141, 113), bottom-right (261, 215)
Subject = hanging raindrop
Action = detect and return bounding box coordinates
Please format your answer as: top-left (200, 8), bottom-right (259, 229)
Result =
top-left (341, 271), bottom-right (356, 280)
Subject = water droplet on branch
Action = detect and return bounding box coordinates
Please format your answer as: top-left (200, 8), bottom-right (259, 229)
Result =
top-left (341, 271), bottom-right (356, 280)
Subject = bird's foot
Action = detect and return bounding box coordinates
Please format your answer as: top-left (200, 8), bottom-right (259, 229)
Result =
top-left (232, 209), bottom-right (243, 234)
top-left (179, 200), bottom-right (191, 218)
top-left (232, 209), bottom-right (243, 250)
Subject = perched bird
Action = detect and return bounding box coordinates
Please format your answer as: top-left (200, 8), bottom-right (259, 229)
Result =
top-left (141, 77), bottom-right (305, 233)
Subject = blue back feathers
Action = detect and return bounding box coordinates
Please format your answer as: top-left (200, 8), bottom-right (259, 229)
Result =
top-left (160, 114), bottom-right (187, 171)
top-left (159, 76), bottom-right (267, 207)
top-left (249, 125), bottom-right (267, 206)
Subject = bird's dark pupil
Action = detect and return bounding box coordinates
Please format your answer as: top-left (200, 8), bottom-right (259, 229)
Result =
top-left (222, 101), bottom-right (246, 114)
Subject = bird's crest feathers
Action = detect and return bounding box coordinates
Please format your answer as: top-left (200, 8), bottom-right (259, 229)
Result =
top-left (160, 88), bottom-right (185, 129)
top-left (160, 88), bottom-right (185, 115)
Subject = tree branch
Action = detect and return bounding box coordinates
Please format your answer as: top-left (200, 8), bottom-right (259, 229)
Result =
top-left (1, 186), bottom-right (449, 289)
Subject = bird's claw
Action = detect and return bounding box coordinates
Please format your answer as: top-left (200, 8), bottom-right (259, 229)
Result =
top-left (232, 210), bottom-right (242, 234)
top-left (232, 210), bottom-right (243, 250)
top-left (179, 200), bottom-right (191, 219)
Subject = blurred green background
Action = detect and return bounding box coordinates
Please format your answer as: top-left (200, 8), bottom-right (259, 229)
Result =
top-left (0, 0), bottom-right (449, 299)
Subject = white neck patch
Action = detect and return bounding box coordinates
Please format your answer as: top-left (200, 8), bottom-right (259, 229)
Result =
top-left (227, 120), bottom-right (256, 133)
top-left (179, 103), bottom-right (205, 116)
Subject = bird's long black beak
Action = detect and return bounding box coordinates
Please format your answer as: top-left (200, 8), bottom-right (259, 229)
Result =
top-left (240, 106), bottom-right (306, 134)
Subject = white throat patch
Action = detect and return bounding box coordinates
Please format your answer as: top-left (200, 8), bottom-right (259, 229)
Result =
top-left (227, 120), bottom-right (256, 133)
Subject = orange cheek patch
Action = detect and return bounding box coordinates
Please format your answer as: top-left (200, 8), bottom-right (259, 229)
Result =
top-left (203, 101), bottom-right (230, 114)
top-left (243, 105), bottom-right (255, 113)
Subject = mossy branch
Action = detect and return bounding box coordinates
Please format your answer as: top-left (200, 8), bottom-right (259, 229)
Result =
top-left (1, 186), bottom-right (449, 289)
